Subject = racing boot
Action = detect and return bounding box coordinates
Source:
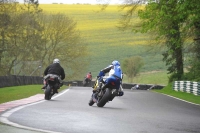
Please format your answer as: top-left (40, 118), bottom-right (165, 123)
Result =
top-left (41, 80), bottom-right (47, 90)
top-left (113, 90), bottom-right (124, 96)
top-left (41, 85), bottom-right (46, 90)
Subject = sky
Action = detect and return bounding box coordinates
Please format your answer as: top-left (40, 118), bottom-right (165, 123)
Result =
top-left (17, 0), bottom-right (123, 4)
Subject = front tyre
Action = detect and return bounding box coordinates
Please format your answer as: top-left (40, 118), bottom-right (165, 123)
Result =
top-left (88, 96), bottom-right (95, 106)
top-left (45, 85), bottom-right (52, 100)
top-left (97, 88), bottom-right (111, 107)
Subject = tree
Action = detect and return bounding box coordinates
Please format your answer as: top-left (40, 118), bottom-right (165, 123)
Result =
top-left (96, 0), bottom-right (184, 81)
top-left (122, 56), bottom-right (144, 83)
top-left (0, 0), bottom-right (42, 75)
top-left (178, 0), bottom-right (200, 81)
top-left (98, 0), bottom-right (200, 81)
top-left (116, 0), bottom-right (186, 81)
top-left (0, 0), bottom-right (23, 75)
top-left (37, 12), bottom-right (88, 80)
top-left (0, 1), bottom-right (88, 78)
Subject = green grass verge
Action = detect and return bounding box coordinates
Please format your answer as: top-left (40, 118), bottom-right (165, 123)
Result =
top-left (0, 85), bottom-right (68, 104)
top-left (153, 83), bottom-right (200, 105)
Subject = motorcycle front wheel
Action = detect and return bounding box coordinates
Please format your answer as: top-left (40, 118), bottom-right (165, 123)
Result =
top-left (97, 88), bottom-right (111, 107)
top-left (88, 96), bottom-right (95, 106)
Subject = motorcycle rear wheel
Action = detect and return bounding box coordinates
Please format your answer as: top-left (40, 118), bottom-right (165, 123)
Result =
top-left (45, 85), bottom-right (52, 100)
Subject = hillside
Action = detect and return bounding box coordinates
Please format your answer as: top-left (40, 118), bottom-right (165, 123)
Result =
top-left (39, 4), bottom-right (168, 77)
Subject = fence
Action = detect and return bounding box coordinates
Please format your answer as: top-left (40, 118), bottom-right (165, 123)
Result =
top-left (0, 75), bottom-right (43, 88)
top-left (64, 80), bottom-right (165, 90)
top-left (0, 75), bottom-right (165, 90)
top-left (173, 81), bottom-right (200, 96)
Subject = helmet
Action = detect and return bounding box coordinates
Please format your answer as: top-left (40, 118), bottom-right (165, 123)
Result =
top-left (89, 72), bottom-right (91, 74)
top-left (112, 60), bottom-right (120, 66)
top-left (53, 58), bottom-right (60, 64)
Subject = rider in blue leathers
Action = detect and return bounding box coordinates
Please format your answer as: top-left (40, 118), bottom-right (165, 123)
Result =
top-left (92, 60), bottom-right (124, 100)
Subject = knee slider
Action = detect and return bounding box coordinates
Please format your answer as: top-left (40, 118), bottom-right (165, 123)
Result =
top-left (118, 91), bottom-right (124, 96)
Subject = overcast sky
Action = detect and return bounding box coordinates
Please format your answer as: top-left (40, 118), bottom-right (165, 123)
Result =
top-left (17, 0), bottom-right (123, 4)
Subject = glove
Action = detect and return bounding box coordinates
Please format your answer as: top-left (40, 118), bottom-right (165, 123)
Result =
top-left (98, 71), bottom-right (105, 77)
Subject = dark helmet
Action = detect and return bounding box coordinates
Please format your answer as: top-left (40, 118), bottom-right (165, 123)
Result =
top-left (112, 60), bottom-right (120, 66)
top-left (89, 72), bottom-right (91, 74)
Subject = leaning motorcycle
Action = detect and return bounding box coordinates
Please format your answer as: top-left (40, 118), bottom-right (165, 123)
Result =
top-left (44, 74), bottom-right (60, 100)
top-left (83, 77), bottom-right (91, 87)
top-left (88, 76), bottom-right (123, 107)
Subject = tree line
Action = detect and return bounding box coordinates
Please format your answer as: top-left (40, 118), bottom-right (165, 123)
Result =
top-left (0, 0), bottom-right (88, 80)
top-left (117, 0), bottom-right (200, 82)
top-left (2, 0), bottom-right (200, 83)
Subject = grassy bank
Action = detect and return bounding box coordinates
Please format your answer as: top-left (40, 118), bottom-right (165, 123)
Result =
top-left (123, 71), bottom-right (169, 85)
top-left (153, 84), bottom-right (200, 105)
top-left (0, 85), bottom-right (67, 104)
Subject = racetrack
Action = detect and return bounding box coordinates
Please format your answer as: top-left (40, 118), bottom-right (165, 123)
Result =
top-left (1, 87), bottom-right (200, 133)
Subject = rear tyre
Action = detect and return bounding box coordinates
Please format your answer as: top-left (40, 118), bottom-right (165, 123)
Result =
top-left (97, 88), bottom-right (111, 107)
top-left (45, 85), bottom-right (52, 100)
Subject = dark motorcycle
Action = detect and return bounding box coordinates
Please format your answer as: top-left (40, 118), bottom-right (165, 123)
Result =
top-left (88, 76), bottom-right (123, 107)
top-left (44, 74), bottom-right (60, 100)
top-left (83, 77), bottom-right (91, 87)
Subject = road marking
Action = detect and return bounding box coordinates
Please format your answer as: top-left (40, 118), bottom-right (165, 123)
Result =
top-left (0, 94), bottom-right (44, 113)
top-left (154, 92), bottom-right (200, 106)
top-left (0, 88), bottom-right (70, 133)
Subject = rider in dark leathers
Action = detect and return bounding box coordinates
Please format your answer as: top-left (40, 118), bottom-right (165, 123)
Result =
top-left (92, 60), bottom-right (124, 100)
top-left (41, 59), bottom-right (65, 91)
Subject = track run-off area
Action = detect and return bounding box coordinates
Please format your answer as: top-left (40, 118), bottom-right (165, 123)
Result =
top-left (0, 86), bottom-right (200, 133)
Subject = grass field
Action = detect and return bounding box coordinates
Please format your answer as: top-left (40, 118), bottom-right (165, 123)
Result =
top-left (39, 4), bottom-right (167, 79)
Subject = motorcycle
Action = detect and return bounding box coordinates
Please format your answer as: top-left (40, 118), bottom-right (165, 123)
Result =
top-left (43, 74), bottom-right (61, 100)
top-left (88, 76), bottom-right (123, 107)
top-left (83, 77), bottom-right (91, 87)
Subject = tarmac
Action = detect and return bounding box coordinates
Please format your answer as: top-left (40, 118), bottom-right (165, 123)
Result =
top-left (0, 94), bottom-right (45, 133)
top-left (0, 123), bottom-right (43, 133)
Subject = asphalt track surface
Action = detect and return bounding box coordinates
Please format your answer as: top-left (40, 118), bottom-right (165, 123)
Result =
top-left (0, 87), bottom-right (200, 133)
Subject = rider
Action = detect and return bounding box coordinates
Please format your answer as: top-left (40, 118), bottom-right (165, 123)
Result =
top-left (92, 60), bottom-right (124, 100)
top-left (41, 58), bottom-right (65, 92)
top-left (86, 72), bottom-right (92, 81)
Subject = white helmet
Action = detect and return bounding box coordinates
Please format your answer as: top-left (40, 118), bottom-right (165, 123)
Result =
top-left (53, 58), bottom-right (60, 64)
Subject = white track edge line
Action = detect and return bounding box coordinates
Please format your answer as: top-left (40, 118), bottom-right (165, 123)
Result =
top-left (154, 91), bottom-right (200, 106)
top-left (0, 88), bottom-right (70, 133)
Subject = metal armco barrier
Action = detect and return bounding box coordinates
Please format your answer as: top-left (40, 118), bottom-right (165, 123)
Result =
top-left (64, 81), bottom-right (165, 90)
top-left (0, 75), bottom-right (43, 88)
top-left (173, 81), bottom-right (200, 96)
top-left (0, 75), bottom-right (165, 90)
